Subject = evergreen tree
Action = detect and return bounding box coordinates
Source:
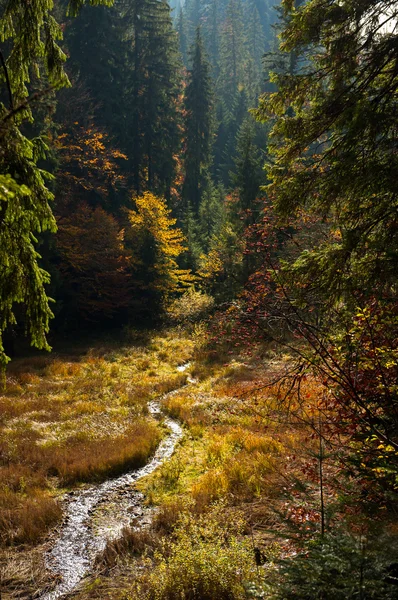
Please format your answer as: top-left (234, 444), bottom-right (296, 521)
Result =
top-left (255, 0), bottom-right (398, 302)
top-left (218, 0), bottom-right (248, 102)
top-left (182, 29), bottom-right (213, 215)
top-left (214, 88), bottom-right (248, 186)
top-left (125, 0), bottom-right (182, 199)
top-left (203, 0), bottom-right (221, 79)
top-left (0, 0), bottom-right (113, 368)
top-left (176, 6), bottom-right (188, 66)
top-left (232, 116), bottom-right (264, 214)
top-left (65, 0), bottom-right (181, 201)
top-left (199, 181), bottom-right (225, 253)
top-left (63, 1), bottom-right (128, 142)
top-left (214, 0), bottom-right (249, 184)
top-left (185, 0), bottom-right (202, 46)
top-left (244, 0), bottom-right (266, 103)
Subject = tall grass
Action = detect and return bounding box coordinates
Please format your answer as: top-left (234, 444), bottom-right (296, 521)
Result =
top-left (0, 329), bottom-right (194, 548)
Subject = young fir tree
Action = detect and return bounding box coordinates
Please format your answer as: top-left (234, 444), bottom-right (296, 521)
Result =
top-left (214, 88), bottom-right (248, 186)
top-left (63, 1), bottom-right (128, 147)
top-left (198, 181), bottom-right (225, 253)
top-left (213, 0), bottom-right (249, 185)
top-left (218, 0), bottom-right (248, 103)
top-left (244, 0), bottom-right (267, 103)
top-left (203, 0), bottom-right (221, 80)
top-left (231, 116), bottom-right (264, 214)
top-left (182, 28), bottom-right (213, 216)
top-left (185, 0), bottom-right (202, 47)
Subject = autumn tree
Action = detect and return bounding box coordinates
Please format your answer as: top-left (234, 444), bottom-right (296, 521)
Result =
top-left (56, 204), bottom-right (130, 323)
top-left (54, 108), bottom-right (128, 214)
top-left (230, 0), bottom-right (398, 492)
top-left (126, 192), bottom-right (194, 318)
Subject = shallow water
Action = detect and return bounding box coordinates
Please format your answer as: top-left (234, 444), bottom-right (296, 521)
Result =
top-left (40, 401), bottom-right (183, 599)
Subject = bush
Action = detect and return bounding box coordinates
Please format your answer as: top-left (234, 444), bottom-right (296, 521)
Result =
top-left (166, 289), bottom-right (215, 324)
top-left (137, 509), bottom-right (256, 599)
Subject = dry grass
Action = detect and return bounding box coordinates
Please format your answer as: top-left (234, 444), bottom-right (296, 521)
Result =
top-left (49, 342), bottom-right (370, 600)
top-left (0, 545), bottom-right (58, 600)
top-left (0, 329), bottom-right (194, 549)
top-left (0, 329), bottom-right (343, 600)
top-left (42, 339), bottom-right (398, 600)
top-left (136, 353), bottom-right (325, 534)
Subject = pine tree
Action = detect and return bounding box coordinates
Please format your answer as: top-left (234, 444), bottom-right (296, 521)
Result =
top-left (244, 0), bottom-right (266, 103)
top-left (65, 0), bottom-right (182, 201)
top-left (218, 0), bottom-right (248, 102)
top-left (182, 28), bottom-right (213, 215)
top-left (203, 0), bottom-right (221, 79)
top-left (213, 0), bottom-right (249, 185)
top-left (255, 0), bottom-right (398, 301)
top-left (199, 182), bottom-right (225, 253)
top-left (63, 1), bottom-right (128, 145)
top-left (185, 0), bottom-right (202, 46)
top-left (176, 6), bottom-right (188, 66)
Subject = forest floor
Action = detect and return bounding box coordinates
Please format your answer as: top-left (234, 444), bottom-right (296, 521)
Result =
top-left (0, 326), bottom-right (392, 599)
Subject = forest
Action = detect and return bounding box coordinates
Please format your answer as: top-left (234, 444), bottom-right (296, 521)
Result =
top-left (1, 0), bottom-right (398, 598)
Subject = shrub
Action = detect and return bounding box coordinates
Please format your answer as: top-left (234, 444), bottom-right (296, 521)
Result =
top-left (166, 289), bottom-right (215, 324)
top-left (139, 510), bottom-right (256, 600)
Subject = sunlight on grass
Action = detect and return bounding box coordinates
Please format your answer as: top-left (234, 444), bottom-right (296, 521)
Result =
top-left (0, 328), bottom-right (194, 548)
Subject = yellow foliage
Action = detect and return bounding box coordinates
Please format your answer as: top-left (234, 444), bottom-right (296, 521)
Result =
top-left (127, 192), bottom-right (195, 300)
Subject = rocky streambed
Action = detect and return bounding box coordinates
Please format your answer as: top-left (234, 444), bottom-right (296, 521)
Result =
top-left (40, 399), bottom-right (183, 599)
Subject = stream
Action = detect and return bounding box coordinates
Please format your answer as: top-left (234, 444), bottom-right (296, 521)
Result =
top-left (40, 397), bottom-right (184, 600)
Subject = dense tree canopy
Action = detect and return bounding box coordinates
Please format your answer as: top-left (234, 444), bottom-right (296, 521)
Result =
top-left (255, 0), bottom-right (398, 304)
top-left (0, 0), bottom-right (115, 369)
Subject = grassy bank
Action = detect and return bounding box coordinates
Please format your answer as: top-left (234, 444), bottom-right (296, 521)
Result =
top-left (0, 327), bottom-right (194, 598)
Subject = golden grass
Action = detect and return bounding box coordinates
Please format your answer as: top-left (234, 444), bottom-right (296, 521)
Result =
top-left (50, 340), bottom-right (398, 600)
top-left (137, 353), bottom-right (324, 529)
top-left (1, 330), bottom-right (341, 600)
top-left (0, 328), bottom-right (194, 549)
top-left (0, 545), bottom-right (55, 599)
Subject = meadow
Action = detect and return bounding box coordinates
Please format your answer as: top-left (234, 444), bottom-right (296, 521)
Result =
top-left (0, 328), bottom-right (194, 596)
top-left (2, 326), bottom-right (396, 599)
top-left (55, 339), bottom-right (344, 600)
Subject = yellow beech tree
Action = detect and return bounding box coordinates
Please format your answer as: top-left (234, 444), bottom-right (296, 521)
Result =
top-left (126, 192), bottom-right (194, 317)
